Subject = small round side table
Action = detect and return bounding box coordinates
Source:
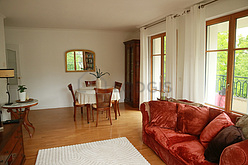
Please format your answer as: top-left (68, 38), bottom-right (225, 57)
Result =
top-left (2, 99), bottom-right (38, 138)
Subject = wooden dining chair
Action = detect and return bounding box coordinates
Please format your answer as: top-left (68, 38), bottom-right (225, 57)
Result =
top-left (114, 81), bottom-right (122, 116)
top-left (67, 84), bottom-right (90, 123)
top-left (85, 81), bottom-right (96, 87)
top-left (92, 87), bottom-right (113, 127)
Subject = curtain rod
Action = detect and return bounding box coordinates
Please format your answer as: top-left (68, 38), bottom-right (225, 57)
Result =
top-left (143, 0), bottom-right (218, 29)
top-left (144, 18), bottom-right (166, 29)
top-left (199, 0), bottom-right (218, 8)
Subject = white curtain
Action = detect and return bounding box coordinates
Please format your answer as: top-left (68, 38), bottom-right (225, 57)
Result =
top-left (182, 5), bottom-right (206, 103)
top-left (165, 16), bottom-right (178, 98)
top-left (139, 27), bottom-right (149, 105)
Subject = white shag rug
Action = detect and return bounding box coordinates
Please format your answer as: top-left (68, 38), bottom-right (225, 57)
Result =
top-left (35, 137), bottom-right (150, 165)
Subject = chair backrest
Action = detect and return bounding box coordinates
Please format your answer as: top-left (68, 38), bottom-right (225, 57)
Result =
top-left (68, 84), bottom-right (76, 105)
top-left (94, 88), bottom-right (113, 109)
top-left (85, 81), bottom-right (96, 87)
top-left (114, 81), bottom-right (122, 92)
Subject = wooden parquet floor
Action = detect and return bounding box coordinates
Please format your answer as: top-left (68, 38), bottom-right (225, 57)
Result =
top-left (23, 103), bottom-right (165, 165)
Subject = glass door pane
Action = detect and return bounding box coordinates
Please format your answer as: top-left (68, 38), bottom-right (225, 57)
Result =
top-left (163, 36), bottom-right (166, 89)
top-left (205, 51), bottom-right (228, 108)
top-left (152, 56), bottom-right (161, 100)
top-left (6, 49), bottom-right (19, 102)
top-left (6, 49), bottom-right (18, 85)
top-left (130, 47), bottom-right (134, 102)
top-left (236, 16), bottom-right (248, 48)
top-left (232, 16), bottom-right (248, 114)
top-left (205, 20), bottom-right (229, 108)
top-left (163, 55), bottom-right (166, 87)
top-left (153, 38), bottom-right (161, 55)
top-left (232, 50), bottom-right (248, 113)
top-left (207, 21), bottom-right (229, 50)
top-left (164, 36), bottom-right (166, 54)
top-left (126, 47), bottom-right (131, 102)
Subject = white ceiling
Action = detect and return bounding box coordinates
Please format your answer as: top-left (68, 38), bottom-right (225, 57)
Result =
top-left (0, 0), bottom-right (203, 31)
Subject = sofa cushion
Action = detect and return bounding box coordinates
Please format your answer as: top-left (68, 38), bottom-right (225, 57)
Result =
top-left (200, 112), bottom-right (234, 148)
top-left (149, 101), bottom-right (177, 129)
top-left (169, 140), bottom-right (215, 165)
top-left (204, 125), bottom-right (245, 163)
top-left (209, 107), bottom-right (240, 124)
top-left (236, 114), bottom-right (248, 139)
top-left (145, 125), bottom-right (198, 149)
top-left (177, 104), bottom-right (209, 136)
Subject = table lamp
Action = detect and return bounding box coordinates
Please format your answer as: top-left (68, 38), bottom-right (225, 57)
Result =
top-left (0, 69), bottom-right (15, 105)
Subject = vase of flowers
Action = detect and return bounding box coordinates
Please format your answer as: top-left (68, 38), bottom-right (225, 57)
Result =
top-left (89, 67), bottom-right (110, 88)
top-left (18, 85), bottom-right (27, 101)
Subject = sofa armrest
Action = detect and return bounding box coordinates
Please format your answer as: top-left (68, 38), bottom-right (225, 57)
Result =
top-left (220, 139), bottom-right (248, 165)
top-left (140, 102), bottom-right (150, 127)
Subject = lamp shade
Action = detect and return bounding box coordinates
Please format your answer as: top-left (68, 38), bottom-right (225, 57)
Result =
top-left (0, 69), bottom-right (15, 78)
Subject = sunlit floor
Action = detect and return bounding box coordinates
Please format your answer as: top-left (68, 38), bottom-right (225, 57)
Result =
top-left (23, 103), bottom-right (165, 165)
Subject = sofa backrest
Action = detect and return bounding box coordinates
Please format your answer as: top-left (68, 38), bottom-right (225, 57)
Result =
top-left (208, 107), bottom-right (241, 124)
top-left (148, 101), bottom-right (178, 130)
top-left (144, 100), bottom-right (241, 125)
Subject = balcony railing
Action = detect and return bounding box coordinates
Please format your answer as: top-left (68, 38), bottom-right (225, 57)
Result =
top-left (216, 75), bottom-right (248, 98)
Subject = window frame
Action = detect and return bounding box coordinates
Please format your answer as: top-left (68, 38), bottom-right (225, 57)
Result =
top-left (150, 32), bottom-right (166, 100)
top-left (205, 9), bottom-right (248, 114)
top-left (65, 49), bottom-right (95, 72)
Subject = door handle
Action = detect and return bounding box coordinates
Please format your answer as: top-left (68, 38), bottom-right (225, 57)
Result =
top-left (226, 83), bottom-right (230, 92)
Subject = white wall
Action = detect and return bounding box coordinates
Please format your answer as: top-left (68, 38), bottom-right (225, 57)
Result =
top-left (126, 29), bottom-right (140, 40)
top-left (5, 27), bottom-right (132, 109)
top-left (0, 15), bottom-right (6, 104)
top-left (0, 14), bottom-right (11, 121)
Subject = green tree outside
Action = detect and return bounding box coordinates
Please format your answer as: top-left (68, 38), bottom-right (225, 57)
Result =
top-left (216, 31), bottom-right (248, 98)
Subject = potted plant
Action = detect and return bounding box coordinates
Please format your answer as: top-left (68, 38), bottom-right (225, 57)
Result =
top-left (17, 85), bottom-right (27, 101)
top-left (89, 67), bottom-right (110, 88)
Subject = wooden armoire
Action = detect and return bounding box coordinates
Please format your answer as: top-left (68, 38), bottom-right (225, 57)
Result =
top-left (124, 39), bottom-right (140, 108)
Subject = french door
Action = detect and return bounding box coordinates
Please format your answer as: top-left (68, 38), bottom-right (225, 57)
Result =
top-left (6, 46), bottom-right (20, 102)
top-left (205, 9), bottom-right (248, 114)
top-left (151, 33), bottom-right (166, 100)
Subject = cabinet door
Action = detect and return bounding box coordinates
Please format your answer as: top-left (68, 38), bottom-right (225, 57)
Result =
top-left (130, 46), bottom-right (134, 103)
top-left (125, 45), bottom-right (131, 102)
top-left (134, 43), bottom-right (140, 107)
top-left (124, 40), bottom-right (140, 108)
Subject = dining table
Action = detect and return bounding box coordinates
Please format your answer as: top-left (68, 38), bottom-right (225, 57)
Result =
top-left (76, 86), bottom-right (120, 119)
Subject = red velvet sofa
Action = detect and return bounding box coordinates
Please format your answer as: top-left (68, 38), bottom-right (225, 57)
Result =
top-left (140, 100), bottom-right (248, 165)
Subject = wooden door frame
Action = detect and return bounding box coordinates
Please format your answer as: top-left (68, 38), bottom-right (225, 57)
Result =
top-left (206, 9), bottom-right (248, 113)
top-left (150, 32), bottom-right (166, 100)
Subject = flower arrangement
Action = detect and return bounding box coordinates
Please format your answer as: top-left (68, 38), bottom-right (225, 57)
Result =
top-left (89, 67), bottom-right (110, 78)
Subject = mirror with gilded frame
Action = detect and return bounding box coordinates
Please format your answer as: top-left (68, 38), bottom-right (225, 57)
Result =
top-left (65, 49), bottom-right (95, 72)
